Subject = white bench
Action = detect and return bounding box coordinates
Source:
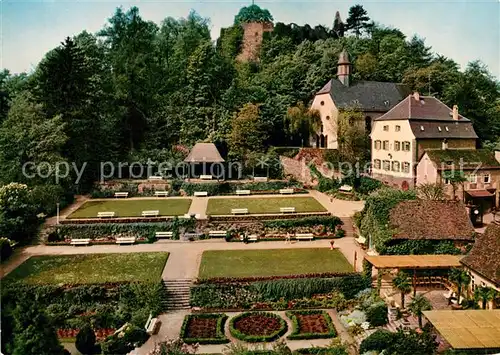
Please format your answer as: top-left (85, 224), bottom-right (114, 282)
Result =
top-left (231, 208), bottom-right (248, 215)
top-left (200, 175), bottom-right (213, 180)
top-left (148, 176), bottom-right (163, 181)
top-left (97, 211), bottom-right (115, 218)
top-left (155, 232), bottom-right (173, 239)
top-left (142, 210), bottom-right (160, 217)
top-left (209, 230), bottom-right (227, 238)
top-left (279, 188), bottom-right (294, 194)
top-left (339, 185), bottom-right (353, 192)
top-left (254, 176), bottom-right (268, 182)
top-left (116, 237), bottom-right (136, 245)
top-left (193, 191), bottom-right (208, 197)
top-left (295, 233), bottom-right (314, 241)
top-left (145, 314), bottom-right (160, 335)
top-left (154, 191), bottom-right (169, 197)
top-left (280, 207), bottom-right (296, 213)
top-left (114, 192), bottom-right (129, 198)
top-left (70, 238), bottom-right (91, 246)
top-left (240, 234), bottom-right (258, 242)
top-left (236, 189), bottom-right (251, 195)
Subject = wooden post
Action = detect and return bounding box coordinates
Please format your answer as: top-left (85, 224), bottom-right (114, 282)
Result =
top-left (354, 251), bottom-right (357, 272)
top-left (413, 269), bottom-right (417, 296)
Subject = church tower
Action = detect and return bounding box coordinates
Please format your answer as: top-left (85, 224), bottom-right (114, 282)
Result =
top-left (337, 49), bottom-right (351, 87)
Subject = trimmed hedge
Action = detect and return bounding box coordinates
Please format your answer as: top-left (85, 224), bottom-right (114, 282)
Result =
top-left (180, 313), bottom-right (229, 344)
top-left (181, 181), bottom-right (302, 196)
top-left (208, 212), bottom-right (331, 222)
top-left (263, 216), bottom-right (343, 231)
top-left (229, 312), bottom-right (287, 342)
top-left (286, 310), bottom-right (336, 340)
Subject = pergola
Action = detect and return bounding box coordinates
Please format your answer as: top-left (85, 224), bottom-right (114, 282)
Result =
top-left (423, 310), bottom-right (500, 351)
top-left (183, 143), bottom-right (225, 179)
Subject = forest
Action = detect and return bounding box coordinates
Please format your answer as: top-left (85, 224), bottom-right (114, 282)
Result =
top-left (0, 4), bottom-right (499, 214)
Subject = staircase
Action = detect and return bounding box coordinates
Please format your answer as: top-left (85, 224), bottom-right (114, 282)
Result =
top-left (162, 279), bottom-right (192, 311)
top-left (339, 217), bottom-right (355, 237)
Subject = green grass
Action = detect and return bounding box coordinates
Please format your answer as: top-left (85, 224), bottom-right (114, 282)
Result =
top-left (4, 252), bottom-right (169, 284)
top-left (206, 197), bottom-right (326, 215)
top-left (198, 248), bottom-right (353, 278)
top-left (68, 198), bottom-right (192, 218)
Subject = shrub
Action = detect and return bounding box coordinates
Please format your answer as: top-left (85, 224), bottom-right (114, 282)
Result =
top-left (180, 313), bottom-right (229, 344)
top-left (359, 329), bottom-right (394, 354)
top-left (335, 228), bottom-right (346, 238)
top-left (0, 237), bottom-right (13, 262)
top-left (366, 302), bottom-right (388, 327)
top-left (75, 324), bottom-right (97, 355)
top-left (263, 216), bottom-right (343, 233)
top-left (229, 312), bottom-right (287, 342)
top-left (357, 177), bottom-right (383, 196)
top-left (286, 310), bottom-right (336, 340)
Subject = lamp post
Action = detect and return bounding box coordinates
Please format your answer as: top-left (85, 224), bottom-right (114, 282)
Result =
top-left (56, 203), bottom-right (60, 225)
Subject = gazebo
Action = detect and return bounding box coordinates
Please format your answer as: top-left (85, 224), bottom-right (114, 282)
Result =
top-left (183, 143), bottom-right (225, 179)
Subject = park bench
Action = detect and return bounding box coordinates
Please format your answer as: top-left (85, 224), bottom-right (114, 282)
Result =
top-left (116, 237), bottom-right (136, 245)
top-left (240, 234), bottom-right (258, 242)
top-left (200, 175), bottom-right (213, 180)
top-left (155, 231), bottom-right (173, 239)
top-left (339, 185), bottom-right (353, 192)
top-left (279, 188), bottom-right (294, 194)
top-left (142, 210), bottom-right (160, 217)
top-left (209, 230), bottom-right (227, 238)
top-left (231, 208), bottom-right (248, 215)
top-left (114, 192), bottom-right (129, 198)
top-left (70, 238), bottom-right (91, 246)
top-left (295, 233), bottom-right (314, 241)
top-left (148, 176), bottom-right (163, 181)
top-left (97, 211), bottom-right (115, 218)
top-left (280, 207), bottom-right (296, 213)
top-left (154, 191), bottom-right (169, 197)
top-left (193, 191), bottom-right (208, 197)
top-left (145, 314), bottom-right (160, 335)
top-left (236, 189), bottom-right (251, 195)
top-left (254, 176), bottom-right (268, 182)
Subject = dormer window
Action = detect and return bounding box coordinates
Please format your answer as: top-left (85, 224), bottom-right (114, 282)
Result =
top-left (438, 127), bottom-right (442, 132)
top-left (420, 126), bottom-right (425, 131)
top-left (445, 126), bottom-right (449, 132)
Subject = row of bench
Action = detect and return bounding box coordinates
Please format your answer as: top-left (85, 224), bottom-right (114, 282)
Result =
top-left (146, 175), bottom-right (270, 182)
top-left (231, 206), bottom-right (296, 215)
top-left (114, 191), bottom-right (169, 198)
top-left (240, 233), bottom-right (314, 242)
top-left (96, 212), bottom-right (204, 219)
top-left (112, 188), bottom-right (295, 199)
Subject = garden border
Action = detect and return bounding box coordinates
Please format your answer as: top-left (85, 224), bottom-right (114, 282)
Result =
top-left (286, 310), bottom-right (336, 340)
top-left (180, 313), bottom-right (229, 344)
top-left (229, 311), bottom-right (288, 342)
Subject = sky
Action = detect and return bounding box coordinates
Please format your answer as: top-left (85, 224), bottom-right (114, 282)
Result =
top-left (1, 0), bottom-right (499, 78)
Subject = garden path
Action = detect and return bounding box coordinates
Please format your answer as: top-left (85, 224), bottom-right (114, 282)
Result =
top-left (187, 196), bottom-right (208, 219)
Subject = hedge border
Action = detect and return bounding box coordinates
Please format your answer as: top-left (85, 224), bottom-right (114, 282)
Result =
top-left (195, 272), bottom-right (360, 284)
top-left (229, 312), bottom-right (287, 342)
top-left (286, 310), bottom-right (336, 340)
top-left (180, 313), bottom-right (229, 344)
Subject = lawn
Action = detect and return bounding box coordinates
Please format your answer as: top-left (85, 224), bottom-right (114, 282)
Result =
top-left (206, 197), bottom-right (326, 215)
top-left (67, 198), bottom-right (192, 218)
top-left (198, 248), bottom-right (353, 279)
top-left (4, 252), bottom-right (169, 284)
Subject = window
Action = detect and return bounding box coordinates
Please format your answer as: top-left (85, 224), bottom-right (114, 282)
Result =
top-left (374, 159), bottom-right (381, 169)
top-left (383, 140), bottom-right (389, 150)
top-left (444, 177), bottom-right (451, 185)
top-left (402, 162), bottom-right (410, 173)
top-left (383, 160), bottom-right (390, 171)
top-left (420, 125), bottom-right (425, 131)
top-left (467, 174), bottom-right (477, 183)
top-left (438, 126), bottom-right (442, 132)
top-left (395, 125), bottom-right (401, 132)
top-left (402, 141), bottom-right (411, 151)
top-left (383, 125), bottom-right (389, 131)
top-left (394, 141), bottom-right (401, 151)
top-left (445, 126), bottom-right (449, 132)
top-left (326, 115), bottom-right (330, 120)
top-left (442, 139), bottom-right (448, 150)
top-left (483, 174), bottom-right (491, 184)
top-left (320, 101), bottom-right (325, 106)
top-left (374, 140), bottom-right (381, 150)
top-left (392, 161), bottom-right (400, 172)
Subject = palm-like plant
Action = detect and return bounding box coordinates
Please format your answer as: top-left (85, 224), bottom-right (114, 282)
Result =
top-left (474, 286), bottom-right (496, 309)
top-left (408, 294), bottom-right (432, 328)
top-left (392, 271), bottom-right (412, 309)
top-left (449, 268), bottom-right (471, 303)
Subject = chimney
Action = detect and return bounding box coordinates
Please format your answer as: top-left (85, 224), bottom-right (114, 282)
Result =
top-left (452, 105), bottom-right (459, 120)
top-left (413, 92), bottom-right (420, 101)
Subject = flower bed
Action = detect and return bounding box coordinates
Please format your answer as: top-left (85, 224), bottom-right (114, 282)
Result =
top-left (57, 328), bottom-right (115, 341)
top-left (208, 212), bottom-right (331, 222)
top-left (286, 310), bottom-right (336, 340)
top-left (229, 312), bottom-right (287, 342)
top-left (180, 313), bottom-right (229, 344)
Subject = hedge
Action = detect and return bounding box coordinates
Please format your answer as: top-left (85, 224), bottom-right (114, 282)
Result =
top-left (180, 181), bottom-right (301, 196)
top-left (180, 313), bottom-right (229, 344)
top-left (359, 329), bottom-right (394, 354)
top-left (286, 310), bottom-right (336, 340)
top-left (229, 312), bottom-right (287, 342)
top-left (263, 216), bottom-right (343, 231)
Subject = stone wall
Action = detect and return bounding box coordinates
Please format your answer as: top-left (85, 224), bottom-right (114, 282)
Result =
top-left (236, 22), bottom-right (273, 62)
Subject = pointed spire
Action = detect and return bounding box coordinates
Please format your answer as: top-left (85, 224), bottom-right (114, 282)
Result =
top-left (337, 49), bottom-right (351, 86)
top-left (338, 49), bottom-right (350, 65)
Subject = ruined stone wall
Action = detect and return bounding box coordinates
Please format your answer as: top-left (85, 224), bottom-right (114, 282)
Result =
top-left (237, 21), bottom-right (274, 62)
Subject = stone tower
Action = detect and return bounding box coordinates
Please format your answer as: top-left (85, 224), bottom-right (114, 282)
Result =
top-left (237, 21), bottom-right (274, 62)
top-left (337, 49), bottom-right (351, 86)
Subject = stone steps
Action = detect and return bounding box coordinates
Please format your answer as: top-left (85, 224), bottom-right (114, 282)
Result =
top-left (162, 279), bottom-right (192, 310)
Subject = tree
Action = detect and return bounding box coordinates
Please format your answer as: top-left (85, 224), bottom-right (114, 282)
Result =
top-left (345, 4), bottom-right (371, 37)
top-left (392, 271), bottom-right (412, 308)
top-left (408, 294), bottom-right (432, 328)
top-left (285, 102), bottom-right (321, 146)
top-left (75, 324), bottom-right (96, 355)
top-left (332, 11), bottom-right (344, 38)
top-left (417, 183), bottom-right (445, 200)
top-left (387, 327), bottom-right (438, 355)
top-left (234, 4), bottom-right (273, 24)
top-left (228, 103), bottom-right (267, 160)
top-left (336, 107), bottom-right (369, 164)
top-left (12, 301), bottom-right (65, 355)
top-left (449, 268), bottom-right (471, 303)
top-left (442, 170), bottom-right (467, 201)
top-left (474, 286), bottom-right (496, 309)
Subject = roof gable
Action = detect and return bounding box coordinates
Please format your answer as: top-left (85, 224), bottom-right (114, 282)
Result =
top-left (389, 200), bottom-right (475, 241)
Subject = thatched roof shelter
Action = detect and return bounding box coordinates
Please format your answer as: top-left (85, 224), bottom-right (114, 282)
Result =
top-left (184, 143), bottom-right (225, 163)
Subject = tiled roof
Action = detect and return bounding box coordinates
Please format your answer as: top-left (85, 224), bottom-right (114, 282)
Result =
top-left (425, 149), bottom-right (500, 170)
top-left (375, 95), bottom-right (471, 121)
top-left (316, 79), bottom-right (410, 112)
top-left (461, 223), bottom-right (500, 286)
top-left (184, 143), bottom-right (225, 163)
top-left (410, 120), bottom-right (478, 139)
top-left (389, 200), bottom-right (475, 241)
